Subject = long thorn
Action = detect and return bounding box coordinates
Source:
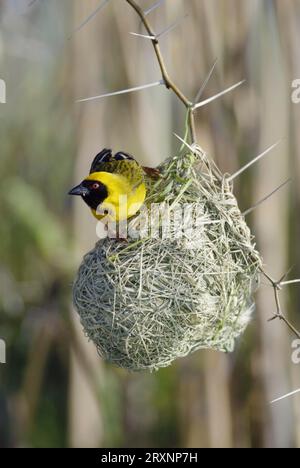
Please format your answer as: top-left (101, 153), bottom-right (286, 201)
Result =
top-left (144, 0), bottom-right (166, 16)
top-left (193, 80), bottom-right (245, 109)
top-left (130, 32), bottom-right (156, 39)
top-left (131, 14), bottom-right (188, 41)
top-left (228, 140), bottom-right (282, 182)
top-left (157, 14), bottom-right (188, 39)
top-left (194, 58), bottom-right (218, 103)
top-left (76, 80), bottom-right (163, 103)
top-left (278, 265), bottom-right (295, 284)
top-left (70, 0), bottom-right (109, 37)
top-left (242, 179), bottom-right (291, 216)
top-left (173, 133), bottom-right (195, 152)
top-left (270, 388), bottom-right (300, 404)
top-left (280, 279), bottom-right (300, 286)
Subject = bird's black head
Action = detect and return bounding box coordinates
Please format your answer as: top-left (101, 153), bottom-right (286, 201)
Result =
top-left (68, 179), bottom-right (108, 211)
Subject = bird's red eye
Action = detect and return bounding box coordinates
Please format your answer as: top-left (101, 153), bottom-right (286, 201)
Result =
top-left (92, 183), bottom-right (100, 189)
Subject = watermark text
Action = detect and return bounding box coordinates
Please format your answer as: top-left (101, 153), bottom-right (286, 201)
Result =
top-left (0, 339), bottom-right (6, 364)
top-left (0, 79), bottom-right (6, 103)
top-left (291, 339), bottom-right (300, 364)
top-left (291, 79), bottom-right (300, 104)
top-left (95, 198), bottom-right (210, 248)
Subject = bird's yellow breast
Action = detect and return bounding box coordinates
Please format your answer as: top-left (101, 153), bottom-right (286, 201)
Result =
top-left (86, 172), bottom-right (146, 221)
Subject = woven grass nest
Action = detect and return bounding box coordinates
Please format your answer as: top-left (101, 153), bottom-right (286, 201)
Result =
top-left (73, 145), bottom-right (262, 371)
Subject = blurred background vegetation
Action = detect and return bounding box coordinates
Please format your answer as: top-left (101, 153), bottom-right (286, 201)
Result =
top-left (0, 0), bottom-right (299, 448)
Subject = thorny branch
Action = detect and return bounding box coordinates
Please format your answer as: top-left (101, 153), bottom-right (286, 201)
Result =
top-left (76, 1), bottom-right (244, 140)
top-left (125, 0), bottom-right (197, 142)
top-left (260, 267), bottom-right (300, 339)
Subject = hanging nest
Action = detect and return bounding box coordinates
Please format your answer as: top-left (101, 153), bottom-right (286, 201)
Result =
top-left (73, 145), bottom-right (262, 371)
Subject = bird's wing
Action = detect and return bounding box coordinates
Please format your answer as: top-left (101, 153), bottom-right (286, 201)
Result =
top-left (89, 148), bottom-right (113, 174)
top-left (114, 153), bottom-right (147, 188)
top-left (142, 166), bottom-right (161, 179)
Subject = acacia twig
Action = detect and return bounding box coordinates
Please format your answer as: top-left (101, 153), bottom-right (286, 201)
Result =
top-left (75, 0), bottom-right (243, 143)
top-left (125, 0), bottom-right (196, 142)
top-left (260, 267), bottom-right (300, 339)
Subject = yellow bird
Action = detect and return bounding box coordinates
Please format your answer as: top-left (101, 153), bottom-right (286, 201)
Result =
top-left (69, 149), bottom-right (156, 222)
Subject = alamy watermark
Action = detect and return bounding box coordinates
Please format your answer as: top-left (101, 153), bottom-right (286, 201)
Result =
top-left (291, 339), bottom-right (300, 364)
top-left (0, 78), bottom-right (6, 103)
top-left (0, 338), bottom-right (6, 364)
top-left (269, 342), bottom-right (300, 404)
top-left (291, 79), bottom-right (300, 104)
top-left (94, 198), bottom-right (211, 249)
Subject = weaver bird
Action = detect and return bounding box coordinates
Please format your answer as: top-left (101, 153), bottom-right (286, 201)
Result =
top-left (69, 148), bottom-right (158, 221)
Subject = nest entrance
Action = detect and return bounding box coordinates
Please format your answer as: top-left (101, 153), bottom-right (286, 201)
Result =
top-left (73, 147), bottom-right (261, 371)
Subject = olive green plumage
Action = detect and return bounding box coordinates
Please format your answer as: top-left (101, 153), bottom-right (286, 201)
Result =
top-left (89, 148), bottom-right (144, 188)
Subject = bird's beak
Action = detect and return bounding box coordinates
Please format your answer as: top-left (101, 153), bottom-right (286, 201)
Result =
top-left (68, 183), bottom-right (89, 196)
